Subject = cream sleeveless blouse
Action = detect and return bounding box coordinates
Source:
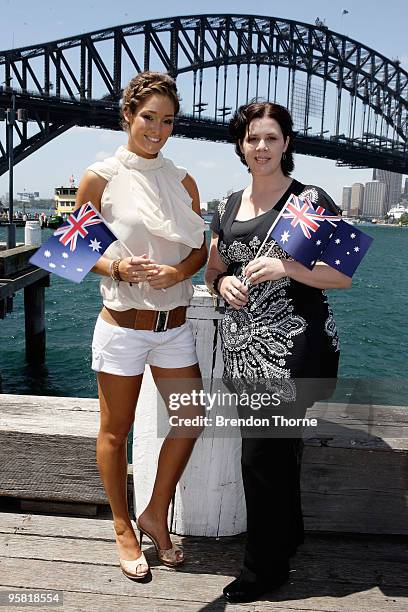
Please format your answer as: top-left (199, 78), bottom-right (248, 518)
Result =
top-left (87, 145), bottom-right (205, 311)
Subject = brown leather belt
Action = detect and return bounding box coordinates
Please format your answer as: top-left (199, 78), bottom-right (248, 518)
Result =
top-left (101, 306), bottom-right (187, 332)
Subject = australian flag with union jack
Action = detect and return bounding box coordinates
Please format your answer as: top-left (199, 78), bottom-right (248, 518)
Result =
top-left (270, 194), bottom-right (373, 276)
top-left (29, 203), bottom-right (117, 283)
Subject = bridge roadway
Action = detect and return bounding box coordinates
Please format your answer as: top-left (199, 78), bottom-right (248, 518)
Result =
top-left (1, 87), bottom-right (407, 175)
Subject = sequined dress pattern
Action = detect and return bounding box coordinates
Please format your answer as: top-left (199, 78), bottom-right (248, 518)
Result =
top-left (211, 180), bottom-right (340, 404)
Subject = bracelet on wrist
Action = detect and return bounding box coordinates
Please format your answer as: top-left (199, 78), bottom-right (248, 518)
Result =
top-left (111, 258), bottom-right (122, 282)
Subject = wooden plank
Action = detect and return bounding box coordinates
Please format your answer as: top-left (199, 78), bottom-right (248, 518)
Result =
top-left (0, 431), bottom-right (107, 503)
top-left (0, 557), bottom-right (406, 612)
top-left (0, 245), bottom-right (38, 276)
top-left (0, 267), bottom-right (49, 300)
top-left (0, 587), bottom-right (405, 612)
top-left (0, 395), bottom-right (99, 436)
top-left (0, 587), bottom-right (255, 612)
top-left (0, 393), bottom-right (99, 412)
top-left (302, 445), bottom-right (408, 535)
top-left (1, 513), bottom-right (406, 563)
top-left (1, 529), bottom-right (407, 585)
top-left (20, 499), bottom-right (98, 516)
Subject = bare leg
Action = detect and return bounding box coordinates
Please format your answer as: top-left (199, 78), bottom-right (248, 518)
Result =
top-left (137, 363), bottom-right (204, 551)
top-left (97, 371), bottom-right (145, 561)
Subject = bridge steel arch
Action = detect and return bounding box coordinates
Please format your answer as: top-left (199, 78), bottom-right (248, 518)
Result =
top-left (0, 14), bottom-right (407, 176)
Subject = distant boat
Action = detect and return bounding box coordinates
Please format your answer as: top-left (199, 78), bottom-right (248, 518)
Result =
top-left (341, 217), bottom-right (356, 225)
top-left (54, 184), bottom-right (77, 217)
top-left (46, 215), bottom-right (64, 230)
top-left (46, 181), bottom-right (77, 229)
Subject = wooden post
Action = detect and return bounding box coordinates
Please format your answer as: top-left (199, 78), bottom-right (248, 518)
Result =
top-left (24, 278), bottom-right (46, 365)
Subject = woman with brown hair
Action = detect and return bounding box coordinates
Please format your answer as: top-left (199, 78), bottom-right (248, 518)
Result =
top-left (76, 71), bottom-right (207, 580)
top-left (205, 101), bottom-right (350, 603)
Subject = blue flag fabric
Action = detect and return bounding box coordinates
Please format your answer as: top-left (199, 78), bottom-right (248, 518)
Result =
top-left (269, 195), bottom-right (373, 277)
top-left (29, 203), bottom-right (118, 283)
top-left (319, 219), bottom-right (373, 277)
top-left (270, 195), bottom-right (341, 270)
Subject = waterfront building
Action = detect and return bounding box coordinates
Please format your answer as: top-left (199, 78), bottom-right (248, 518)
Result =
top-left (350, 183), bottom-right (364, 217)
top-left (404, 177), bottom-right (408, 197)
top-left (363, 181), bottom-right (387, 218)
top-left (372, 169), bottom-right (402, 212)
top-left (388, 204), bottom-right (408, 220)
top-left (342, 186), bottom-right (352, 213)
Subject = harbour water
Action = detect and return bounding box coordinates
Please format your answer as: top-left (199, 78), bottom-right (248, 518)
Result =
top-left (0, 225), bottom-right (407, 405)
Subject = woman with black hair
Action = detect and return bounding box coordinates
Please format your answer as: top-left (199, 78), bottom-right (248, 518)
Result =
top-left (205, 101), bottom-right (351, 603)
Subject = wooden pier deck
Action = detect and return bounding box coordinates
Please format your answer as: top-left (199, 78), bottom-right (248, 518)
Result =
top-left (0, 511), bottom-right (407, 611)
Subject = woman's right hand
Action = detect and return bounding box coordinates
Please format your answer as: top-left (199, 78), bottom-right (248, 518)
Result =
top-left (118, 254), bottom-right (160, 283)
top-left (218, 276), bottom-right (248, 310)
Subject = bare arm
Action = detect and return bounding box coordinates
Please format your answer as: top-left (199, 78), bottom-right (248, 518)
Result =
top-left (244, 256), bottom-right (352, 290)
top-left (205, 233), bottom-right (248, 309)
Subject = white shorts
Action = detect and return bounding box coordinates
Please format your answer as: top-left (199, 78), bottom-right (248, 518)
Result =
top-left (91, 315), bottom-right (198, 376)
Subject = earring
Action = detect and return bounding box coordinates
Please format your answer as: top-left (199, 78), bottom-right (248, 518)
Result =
top-left (282, 152), bottom-right (287, 161)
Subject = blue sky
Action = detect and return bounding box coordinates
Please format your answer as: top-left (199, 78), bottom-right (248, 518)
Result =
top-left (0, 0), bottom-right (407, 205)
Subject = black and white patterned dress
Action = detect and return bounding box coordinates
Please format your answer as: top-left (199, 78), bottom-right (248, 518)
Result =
top-left (211, 179), bottom-right (340, 406)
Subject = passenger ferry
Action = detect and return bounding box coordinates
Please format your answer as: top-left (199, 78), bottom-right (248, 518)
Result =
top-left (54, 176), bottom-right (77, 216)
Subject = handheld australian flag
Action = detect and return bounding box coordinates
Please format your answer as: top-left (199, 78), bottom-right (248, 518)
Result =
top-left (29, 202), bottom-right (118, 283)
top-left (319, 219), bottom-right (373, 277)
top-left (270, 194), bottom-right (341, 270)
top-left (269, 194), bottom-right (373, 277)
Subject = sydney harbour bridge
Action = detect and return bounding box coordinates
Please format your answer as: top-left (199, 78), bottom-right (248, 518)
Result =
top-left (1, 13), bottom-right (407, 176)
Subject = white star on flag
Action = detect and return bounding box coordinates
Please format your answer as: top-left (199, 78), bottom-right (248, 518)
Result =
top-left (316, 240), bottom-right (321, 246)
top-left (89, 238), bottom-right (102, 252)
top-left (335, 238), bottom-right (341, 244)
top-left (76, 268), bottom-right (83, 273)
top-left (335, 259), bottom-right (341, 265)
top-left (347, 251), bottom-right (350, 255)
top-left (351, 233), bottom-right (356, 239)
top-left (44, 250), bottom-right (51, 258)
top-left (62, 252), bottom-right (69, 259)
top-left (49, 262), bottom-right (56, 268)
top-left (354, 246), bottom-right (360, 252)
top-left (280, 230), bottom-right (290, 244)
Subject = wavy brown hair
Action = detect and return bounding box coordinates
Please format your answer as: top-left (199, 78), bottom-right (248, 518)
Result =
top-left (120, 71), bottom-right (180, 131)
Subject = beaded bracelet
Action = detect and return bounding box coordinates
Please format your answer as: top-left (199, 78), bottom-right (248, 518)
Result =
top-left (111, 258), bottom-right (122, 282)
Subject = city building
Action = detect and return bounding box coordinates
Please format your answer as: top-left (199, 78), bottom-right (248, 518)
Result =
top-left (404, 177), bottom-right (408, 197)
top-left (363, 181), bottom-right (387, 218)
top-left (341, 186), bottom-right (352, 213)
top-left (350, 183), bottom-right (364, 217)
top-left (372, 169), bottom-right (402, 212)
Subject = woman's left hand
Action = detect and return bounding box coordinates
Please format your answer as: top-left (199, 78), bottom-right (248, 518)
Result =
top-left (148, 264), bottom-right (182, 290)
top-left (244, 256), bottom-right (287, 284)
